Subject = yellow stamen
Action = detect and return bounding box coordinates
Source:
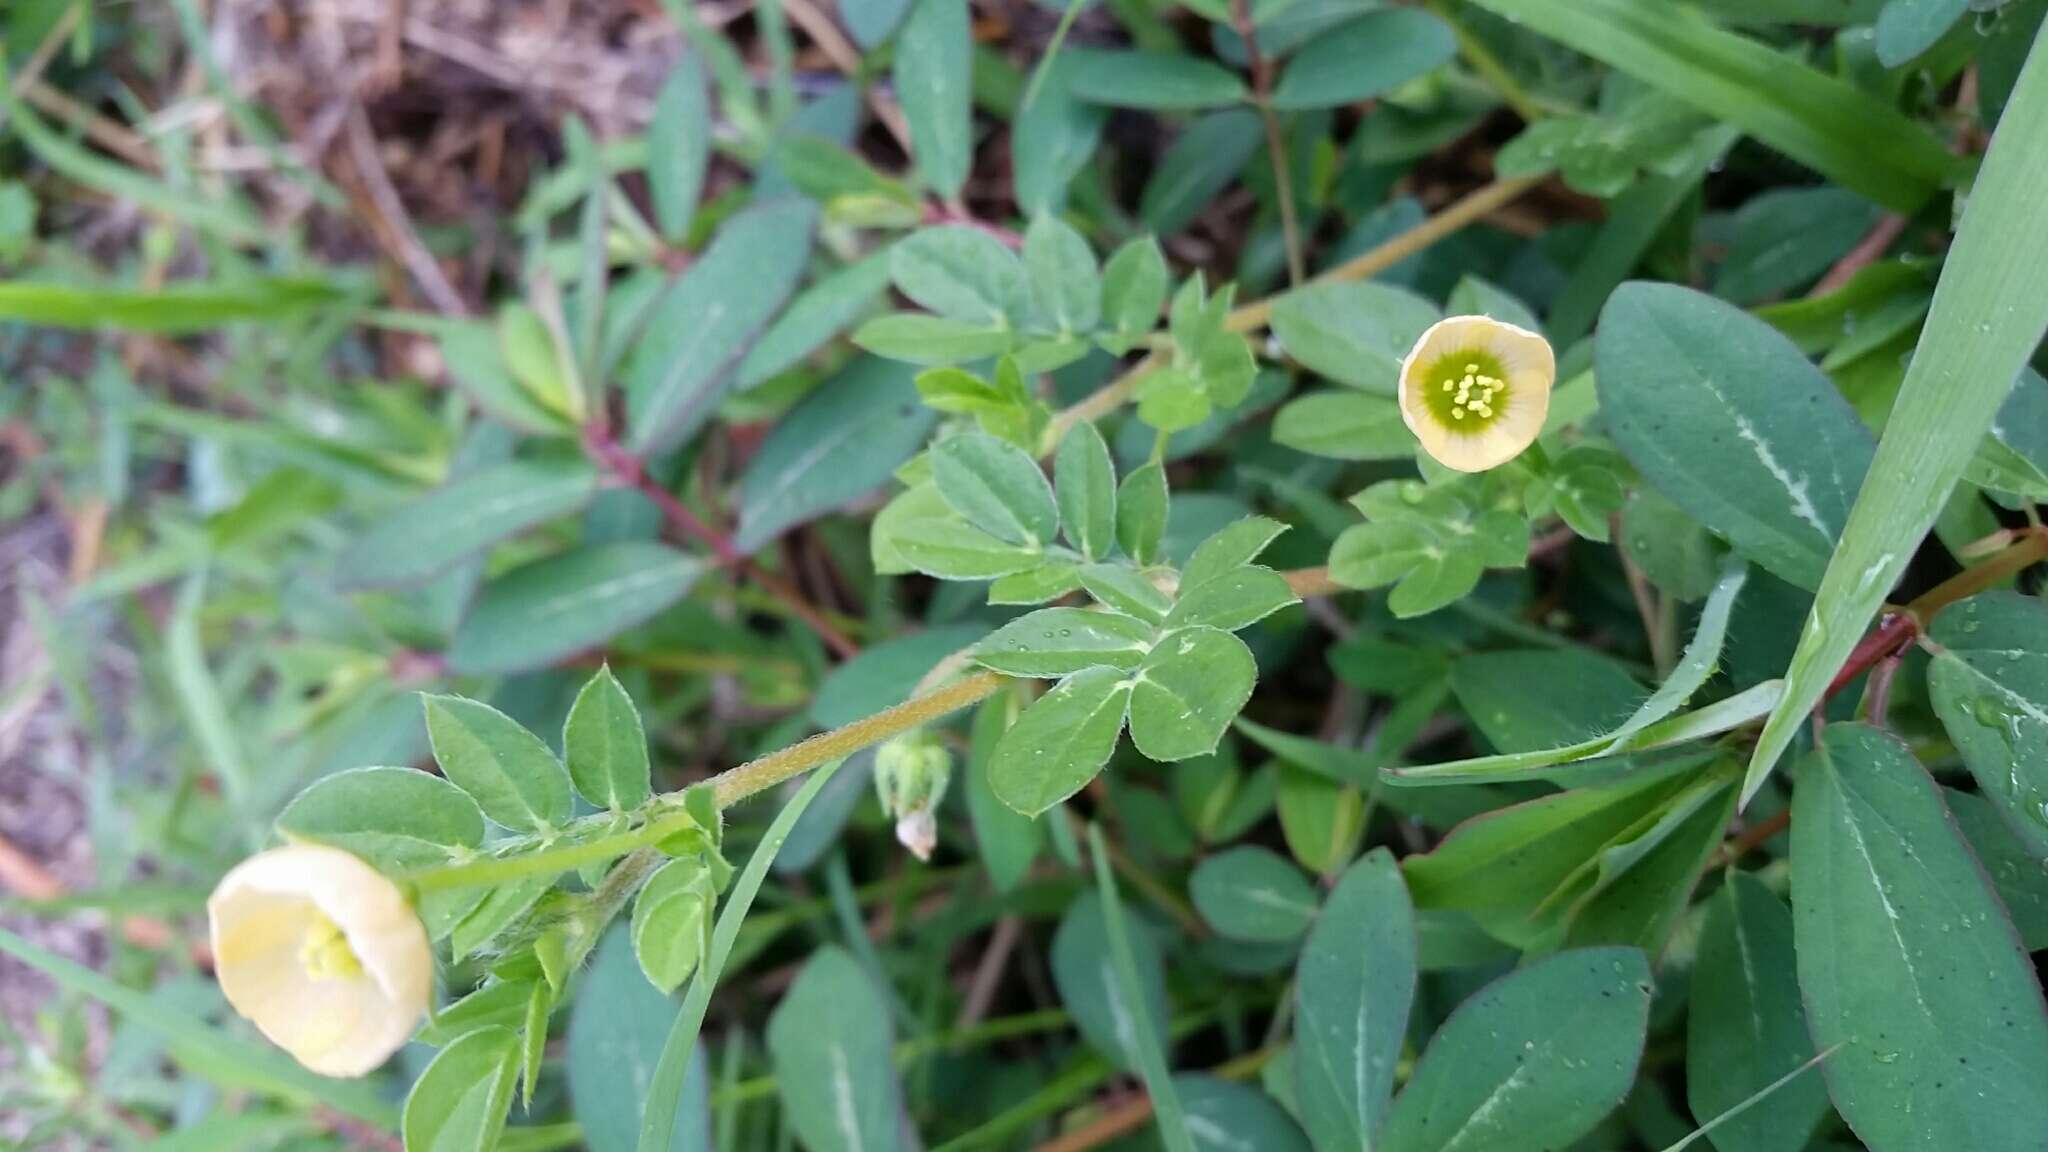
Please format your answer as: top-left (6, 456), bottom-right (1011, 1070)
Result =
top-left (299, 913), bottom-right (364, 981)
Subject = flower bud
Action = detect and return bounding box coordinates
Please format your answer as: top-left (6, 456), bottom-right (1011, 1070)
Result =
top-left (208, 844), bottom-right (431, 1077)
top-left (874, 731), bottom-right (952, 861)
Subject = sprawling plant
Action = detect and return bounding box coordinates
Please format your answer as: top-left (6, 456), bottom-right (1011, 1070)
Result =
top-left (6, 2), bottom-right (2048, 1152)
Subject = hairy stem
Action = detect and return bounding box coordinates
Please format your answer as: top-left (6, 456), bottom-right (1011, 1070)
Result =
top-left (709, 672), bottom-right (1009, 808)
top-left (583, 425), bottom-right (861, 658)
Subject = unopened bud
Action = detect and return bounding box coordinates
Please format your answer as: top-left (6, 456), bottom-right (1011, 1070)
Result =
top-left (874, 731), bottom-right (951, 860)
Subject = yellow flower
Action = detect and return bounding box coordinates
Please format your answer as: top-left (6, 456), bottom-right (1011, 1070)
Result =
top-left (1398, 315), bottom-right (1555, 473)
top-left (208, 844), bottom-right (431, 1078)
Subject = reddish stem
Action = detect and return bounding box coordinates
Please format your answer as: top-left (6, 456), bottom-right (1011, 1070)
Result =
top-left (582, 426), bottom-right (860, 658)
top-left (1825, 611), bottom-right (1918, 699)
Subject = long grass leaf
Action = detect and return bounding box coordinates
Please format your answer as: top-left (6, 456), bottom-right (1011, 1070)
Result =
top-left (0, 280), bottom-right (345, 331)
top-left (1745, 23), bottom-right (2048, 803)
top-left (636, 758), bottom-right (846, 1152)
top-left (1085, 822), bottom-right (1195, 1152)
top-left (1467, 0), bottom-right (1962, 212)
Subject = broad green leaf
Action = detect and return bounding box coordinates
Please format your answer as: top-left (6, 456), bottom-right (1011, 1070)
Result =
top-left (1269, 10), bottom-right (1456, 110)
top-left (1190, 846), bottom-right (1319, 942)
top-left (1056, 423), bottom-right (1118, 562)
top-left (1560, 773), bottom-right (1736, 957)
top-left (1452, 649), bottom-right (1647, 753)
top-left (568, 930), bottom-right (711, 1152)
top-left (1273, 391), bottom-right (1416, 461)
top-left (331, 453), bottom-right (598, 586)
top-left (1176, 1075), bottom-right (1312, 1152)
top-left (1276, 764), bottom-right (1365, 876)
top-left (1063, 49), bottom-right (1249, 110)
top-left (1164, 567), bottom-right (1297, 633)
top-left (1379, 949), bottom-right (1652, 1152)
top-left (890, 225), bottom-right (1029, 325)
top-left (767, 947), bottom-right (904, 1152)
top-left (1402, 763), bottom-right (1696, 945)
top-left (974, 607), bottom-right (1156, 676)
top-left (1686, 875), bottom-right (1828, 1152)
top-left (1948, 787), bottom-right (2048, 951)
top-left (1445, 275), bottom-right (1542, 334)
top-left (1101, 236), bottom-right (1170, 340)
top-left (1791, 725), bottom-right (2048, 1150)
top-left (440, 321), bottom-right (575, 435)
top-left (277, 766), bottom-right (485, 869)
top-left (497, 303), bottom-right (577, 422)
top-left (634, 858), bottom-right (715, 993)
top-left (446, 543), bottom-right (705, 676)
top-left (1714, 187), bottom-right (1881, 305)
top-left (648, 54), bottom-right (711, 241)
top-left (0, 278), bottom-right (342, 332)
top-left (1140, 110), bottom-right (1263, 235)
top-left (932, 431), bottom-right (1060, 546)
top-left (1268, 281), bottom-right (1440, 395)
top-left (624, 201), bottom-right (817, 452)
top-left (422, 982), bottom-right (532, 1047)
top-left (450, 879), bottom-right (550, 960)
top-left (1875, 0), bottom-right (1970, 65)
top-left (1925, 592), bottom-right (2048, 855)
top-left (1465, 0), bottom-right (1960, 212)
top-left (1621, 490), bottom-right (1722, 603)
top-left (636, 762), bottom-right (843, 1152)
top-left (989, 561), bottom-right (1085, 605)
top-left (967, 692), bottom-right (1045, 892)
top-left (564, 667), bottom-right (652, 812)
top-left (1749, 38), bottom-right (2048, 800)
top-left (883, 489), bottom-right (1044, 579)
top-left (402, 1028), bottom-right (520, 1152)
top-left (1180, 516), bottom-right (1287, 588)
top-left (1080, 563), bottom-right (1174, 623)
top-left (1024, 214), bottom-right (1102, 333)
top-left (1013, 59), bottom-right (1107, 216)
top-left (990, 666), bottom-right (1133, 816)
top-left (1598, 282), bottom-right (1873, 590)
top-left (812, 624), bottom-right (990, 729)
top-left (735, 358), bottom-right (935, 552)
top-left (1051, 890), bottom-right (1170, 1073)
top-left (844, 0), bottom-right (913, 46)
top-left (736, 250), bottom-right (893, 390)
top-left (424, 695), bottom-right (574, 832)
top-left (1130, 623), bottom-right (1253, 758)
top-left (854, 313), bottom-right (1016, 364)
top-left (895, 0), bottom-right (972, 200)
top-left (1293, 849), bottom-right (1416, 1152)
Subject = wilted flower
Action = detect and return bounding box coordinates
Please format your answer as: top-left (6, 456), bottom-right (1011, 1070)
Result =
top-left (208, 844), bottom-right (431, 1077)
top-left (875, 730), bottom-right (952, 861)
top-left (1397, 315), bottom-right (1555, 472)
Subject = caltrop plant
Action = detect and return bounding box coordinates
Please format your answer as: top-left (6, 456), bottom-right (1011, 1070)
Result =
top-left (10, 2), bottom-right (2048, 1152)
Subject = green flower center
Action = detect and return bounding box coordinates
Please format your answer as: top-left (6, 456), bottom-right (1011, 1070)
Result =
top-left (1417, 349), bottom-right (1511, 434)
top-left (299, 912), bottom-right (364, 981)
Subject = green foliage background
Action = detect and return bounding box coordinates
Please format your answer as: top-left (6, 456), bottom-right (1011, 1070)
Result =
top-left (5, 0), bottom-right (2048, 1150)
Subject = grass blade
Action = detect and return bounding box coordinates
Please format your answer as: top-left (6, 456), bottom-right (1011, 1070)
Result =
top-left (0, 926), bottom-right (397, 1126)
top-left (1085, 823), bottom-right (1195, 1152)
top-left (0, 280), bottom-right (345, 332)
top-left (1467, 0), bottom-right (1961, 212)
top-left (636, 758), bottom-right (846, 1152)
top-left (1745, 23), bottom-right (2048, 803)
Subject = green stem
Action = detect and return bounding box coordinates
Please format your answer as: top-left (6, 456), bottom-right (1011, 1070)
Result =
top-left (408, 810), bottom-right (696, 892)
top-left (405, 674), bottom-right (1008, 892)
top-left (709, 672), bottom-right (1008, 808)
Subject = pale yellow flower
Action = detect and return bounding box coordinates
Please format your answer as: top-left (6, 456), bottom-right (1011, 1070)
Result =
top-left (208, 844), bottom-right (431, 1077)
top-left (1398, 315), bottom-right (1555, 472)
